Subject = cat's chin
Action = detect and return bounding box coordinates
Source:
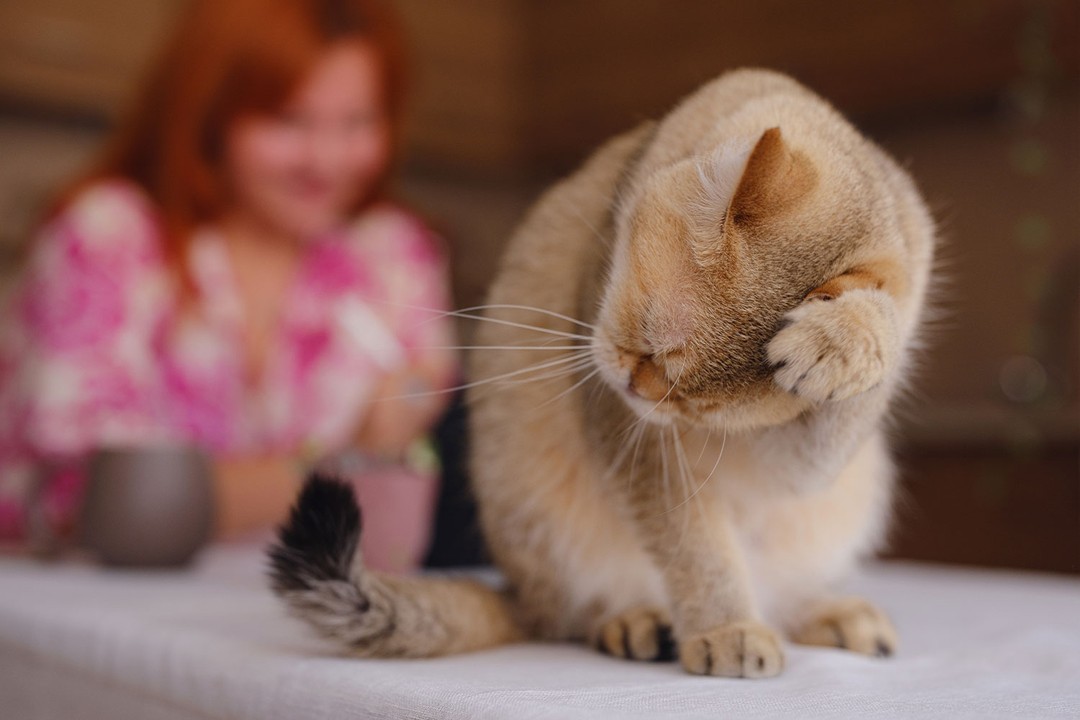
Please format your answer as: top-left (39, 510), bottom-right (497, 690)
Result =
top-left (679, 392), bottom-right (812, 433)
top-left (617, 389), bottom-right (681, 426)
top-left (614, 394), bottom-right (804, 434)
top-left (610, 377), bottom-right (811, 432)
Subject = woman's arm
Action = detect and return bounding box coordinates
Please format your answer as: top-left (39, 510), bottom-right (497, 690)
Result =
top-left (353, 351), bottom-right (456, 457)
top-left (213, 455), bottom-right (305, 539)
top-left (351, 209), bottom-right (459, 457)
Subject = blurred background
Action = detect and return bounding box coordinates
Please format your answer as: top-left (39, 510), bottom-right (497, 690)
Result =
top-left (0, 0), bottom-right (1076, 572)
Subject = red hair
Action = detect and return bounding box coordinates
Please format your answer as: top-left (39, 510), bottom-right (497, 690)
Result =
top-left (51, 0), bottom-right (407, 293)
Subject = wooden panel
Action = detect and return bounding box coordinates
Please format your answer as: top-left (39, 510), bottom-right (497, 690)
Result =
top-left (394, 0), bottom-right (530, 174)
top-left (0, 0), bottom-right (185, 116)
top-left (523, 0), bottom-right (1080, 175)
top-left (878, 97), bottom-right (1079, 434)
top-left (395, 0), bottom-right (1079, 179)
top-left (888, 444), bottom-right (1080, 574)
top-left (5, 0), bottom-right (1076, 177)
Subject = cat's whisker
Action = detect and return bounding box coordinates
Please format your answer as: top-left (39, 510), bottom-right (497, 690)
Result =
top-left (375, 298), bottom-right (595, 341)
top-left (449, 311), bottom-right (593, 341)
top-left (655, 425), bottom-right (689, 573)
top-left (616, 420), bottom-right (646, 474)
top-left (662, 427), bottom-right (727, 516)
top-left (673, 425), bottom-right (691, 487)
top-left (584, 368), bottom-right (607, 416)
top-left (508, 335), bottom-right (594, 349)
top-left (658, 425), bottom-right (672, 518)
top-left (694, 426), bottom-right (713, 469)
top-left (381, 353), bottom-right (590, 402)
top-left (451, 303), bottom-right (597, 331)
top-left (532, 367), bottom-right (602, 411)
top-left (669, 424), bottom-right (696, 553)
top-left (565, 203), bottom-right (608, 245)
top-left (468, 371), bottom-right (590, 406)
top-left (470, 357), bottom-right (596, 405)
top-left (427, 345), bottom-right (590, 352)
top-left (481, 355), bottom-right (594, 388)
top-left (603, 430), bottom-right (629, 482)
top-left (622, 421), bottom-right (649, 496)
top-left (616, 408), bottom-right (649, 443)
top-left (500, 358), bottom-right (595, 389)
top-left (472, 334), bottom-right (589, 350)
top-left (672, 424), bottom-right (693, 504)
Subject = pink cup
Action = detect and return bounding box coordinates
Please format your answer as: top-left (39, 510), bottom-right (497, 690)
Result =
top-left (349, 466), bottom-right (439, 574)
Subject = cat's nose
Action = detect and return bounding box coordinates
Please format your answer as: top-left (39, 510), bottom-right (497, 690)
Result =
top-left (628, 356), bottom-right (672, 402)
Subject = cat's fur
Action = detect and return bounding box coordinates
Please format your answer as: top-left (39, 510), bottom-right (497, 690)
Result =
top-left (268, 69), bottom-right (935, 677)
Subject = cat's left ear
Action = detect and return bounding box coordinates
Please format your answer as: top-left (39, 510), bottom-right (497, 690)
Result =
top-left (727, 127), bottom-right (818, 227)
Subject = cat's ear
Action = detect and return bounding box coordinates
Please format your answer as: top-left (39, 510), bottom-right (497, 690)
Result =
top-left (727, 127), bottom-right (817, 226)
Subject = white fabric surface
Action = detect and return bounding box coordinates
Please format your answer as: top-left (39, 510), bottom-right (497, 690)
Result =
top-left (1, 543), bottom-right (1078, 720)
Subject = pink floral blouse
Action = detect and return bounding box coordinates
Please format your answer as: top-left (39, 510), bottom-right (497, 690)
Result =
top-left (0, 180), bottom-right (456, 559)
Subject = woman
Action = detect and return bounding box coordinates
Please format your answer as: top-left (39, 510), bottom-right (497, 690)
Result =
top-left (0, 0), bottom-right (456, 570)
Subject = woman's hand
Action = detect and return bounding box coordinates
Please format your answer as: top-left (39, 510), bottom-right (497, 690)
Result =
top-left (214, 349), bottom-right (455, 540)
top-left (354, 363), bottom-right (454, 457)
top-left (213, 455), bottom-right (303, 539)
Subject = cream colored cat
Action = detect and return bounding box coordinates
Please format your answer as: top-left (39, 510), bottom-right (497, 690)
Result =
top-left (269, 68), bottom-right (935, 678)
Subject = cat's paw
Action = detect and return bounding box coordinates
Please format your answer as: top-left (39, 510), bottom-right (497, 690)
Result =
top-left (679, 621), bottom-right (784, 678)
top-left (593, 606), bottom-right (676, 662)
top-left (767, 288), bottom-right (898, 403)
top-left (792, 597), bottom-right (898, 657)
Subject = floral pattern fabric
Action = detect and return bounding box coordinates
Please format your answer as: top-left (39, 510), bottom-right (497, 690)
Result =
top-left (0, 180), bottom-right (455, 543)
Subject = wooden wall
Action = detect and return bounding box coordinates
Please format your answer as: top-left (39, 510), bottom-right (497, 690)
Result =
top-left (0, 0), bottom-right (185, 117)
top-left (396, 0), bottom-right (1080, 179)
top-left (4, 0), bottom-right (1076, 180)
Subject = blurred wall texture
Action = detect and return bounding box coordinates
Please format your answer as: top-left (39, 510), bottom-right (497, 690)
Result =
top-left (0, 0), bottom-right (1077, 572)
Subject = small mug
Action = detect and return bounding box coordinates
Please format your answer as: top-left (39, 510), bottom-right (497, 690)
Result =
top-left (81, 446), bottom-right (214, 567)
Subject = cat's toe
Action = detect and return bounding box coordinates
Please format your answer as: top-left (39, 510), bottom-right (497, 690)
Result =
top-left (767, 290), bottom-right (895, 403)
top-left (594, 607), bottom-right (676, 661)
top-left (679, 621), bottom-right (784, 678)
top-left (792, 597), bottom-right (898, 657)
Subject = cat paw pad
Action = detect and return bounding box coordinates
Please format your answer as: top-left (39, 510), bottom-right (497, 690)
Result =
top-left (679, 621), bottom-right (784, 678)
top-left (767, 289), bottom-right (896, 403)
top-left (594, 607), bottom-right (676, 661)
top-left (793, 597), bottom-right (898, 657)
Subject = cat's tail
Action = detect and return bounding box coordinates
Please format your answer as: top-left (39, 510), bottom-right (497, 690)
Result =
top-left (267, 474), bottom-right (524, 658)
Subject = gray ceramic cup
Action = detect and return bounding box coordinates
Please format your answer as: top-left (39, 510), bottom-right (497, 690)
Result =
top-left (81, 446), bottom-right (214, 567)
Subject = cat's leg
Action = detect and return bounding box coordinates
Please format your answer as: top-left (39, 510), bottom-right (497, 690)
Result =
top-left (630, 494), bottom-right (785, 678)
top-left (484, 466), bottom-right (670, 647)
top-left (767, 263), bottom-right (904, 404)
top-left (791, 596), bottom-right (897, 657)
top-left (592, 606), bottom-right (676, 661)
top-left (749, 432), bottom-right (898, 658)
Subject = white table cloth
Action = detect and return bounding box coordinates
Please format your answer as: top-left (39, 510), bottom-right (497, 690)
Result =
top-left (1, 542), bottom-right (1078, 720)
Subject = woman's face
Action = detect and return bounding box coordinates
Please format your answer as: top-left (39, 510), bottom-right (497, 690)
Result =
top-left (223, 41), bottom-right (391, 240)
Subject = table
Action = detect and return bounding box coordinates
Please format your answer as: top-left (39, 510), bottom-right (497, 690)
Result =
top-left (2, 542), bottom-right (1078, 719)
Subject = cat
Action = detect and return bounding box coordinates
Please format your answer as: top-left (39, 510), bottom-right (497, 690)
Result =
top-left (268, 68), bottom-right (935, 677)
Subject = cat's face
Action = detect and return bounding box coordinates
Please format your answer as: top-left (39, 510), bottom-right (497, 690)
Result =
top-left (592, 128), bottom-right (850, 431)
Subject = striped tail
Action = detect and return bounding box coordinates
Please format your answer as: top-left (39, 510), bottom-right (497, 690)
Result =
top-left (267, 474), bottom-right (523, 657)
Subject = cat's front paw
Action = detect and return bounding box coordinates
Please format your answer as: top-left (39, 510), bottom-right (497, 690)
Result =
top-left (767, 288), bottom-right (898, 403)
top-left (679, 621), bottom-right (784, 678)
top-left (593, 606), bottom-right (676, 662)
top-left (792, 597), bottom-right (898, 657)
